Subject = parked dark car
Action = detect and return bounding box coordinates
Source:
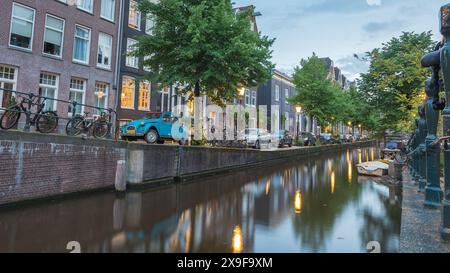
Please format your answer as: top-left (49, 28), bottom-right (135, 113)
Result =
top-left (273, 130), bottom-right (293, 148)
top-left (300, 132), bottom-right (317, 146)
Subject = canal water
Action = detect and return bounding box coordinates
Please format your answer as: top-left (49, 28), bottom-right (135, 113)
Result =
top-left (0, 146), bottom-right (402, 253)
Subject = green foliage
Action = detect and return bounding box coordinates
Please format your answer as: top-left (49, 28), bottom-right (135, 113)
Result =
top-left (357, 31), bottom-right (434, 133)
top-left (290, 54), bottom-right (336, 127)
top-left (135, 0), bottom-right (275, 105)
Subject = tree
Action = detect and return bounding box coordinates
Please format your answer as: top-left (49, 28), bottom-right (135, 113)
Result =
top-left (357, 31), bottom-right (434, 134)
top-left (135, 0), bottom-right (274, 107)
top-left (290, 54), bottom-right (336, 128)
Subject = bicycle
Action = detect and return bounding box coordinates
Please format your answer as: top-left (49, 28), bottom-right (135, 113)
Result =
top-left (65, 104), bottom-right (111, 139)
top-left (0, 93), bottom-right (59, 133)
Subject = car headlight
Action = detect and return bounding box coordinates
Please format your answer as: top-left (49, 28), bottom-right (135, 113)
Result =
top-left (140, 122), bottom-right (145, 126)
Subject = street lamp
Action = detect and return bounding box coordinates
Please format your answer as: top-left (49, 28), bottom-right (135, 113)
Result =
top-left (296, 106), bottom-right (302, 142)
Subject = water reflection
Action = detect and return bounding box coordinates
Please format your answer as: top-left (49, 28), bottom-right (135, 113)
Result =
top-left (0, 146), bottom-right (400, 253)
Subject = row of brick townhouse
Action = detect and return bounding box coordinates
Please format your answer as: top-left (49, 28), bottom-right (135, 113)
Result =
top-left (0, 0), bottom-right (121, 131)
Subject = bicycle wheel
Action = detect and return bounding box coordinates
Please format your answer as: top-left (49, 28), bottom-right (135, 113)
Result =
top-left (0, 106), bottom-right (21, 130)
top-left (36, 111), bottom-right (59, 133)
top-left (66, 117), bottom-right (84, 136)
top-left (93, 120), bottom-right (109, 139)
top-left (394, 151), bottom-right (408, 164)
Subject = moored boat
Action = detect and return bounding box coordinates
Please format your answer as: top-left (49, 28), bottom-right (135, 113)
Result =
top-left (356, 161), bottom-right (389, 177)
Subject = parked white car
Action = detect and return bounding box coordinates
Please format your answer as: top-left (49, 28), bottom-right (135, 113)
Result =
top-left (240, 128), bottom-right (271, 149)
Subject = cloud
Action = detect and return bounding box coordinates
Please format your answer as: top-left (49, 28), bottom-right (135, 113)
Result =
top-left (362, 20), bottom-right (404, 33)
top-left (335, 53), bottom-right (371, 81)
top-left (367, 0), bottom-right (382, 6)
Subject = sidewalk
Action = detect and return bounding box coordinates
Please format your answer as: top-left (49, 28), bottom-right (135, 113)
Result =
top-left (399, 171), bottom-right (450, 253)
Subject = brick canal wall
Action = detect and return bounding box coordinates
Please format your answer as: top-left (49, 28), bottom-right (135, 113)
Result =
top-left (0, 130), bottom-right (376, 206)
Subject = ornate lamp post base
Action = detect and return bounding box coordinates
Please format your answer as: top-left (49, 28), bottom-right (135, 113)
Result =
top-left (442, 201), bottom-right (450, 241)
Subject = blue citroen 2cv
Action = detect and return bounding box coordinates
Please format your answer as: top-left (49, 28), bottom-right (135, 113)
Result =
top-left (120, 112), bottom-right (187, 145)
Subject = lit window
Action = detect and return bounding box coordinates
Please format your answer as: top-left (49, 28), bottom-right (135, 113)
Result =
top-left (69, 78), bottom-right (86, 115)
top-left (126, 38), bottom-right (139, 68)
top-left (73, 25), bottom-right (91, 64)
top-left (43, 15), bottom-right (64, 57)
top-left (0, 65), bottom-right (17, 109)
top-left (121, 76), bottom-right (135, 109)
top-left (138, 81), bottom-right (151, 111)
top-left (128, 0), bottom-right (141, 30)
top-left (9, 3), bottom-right (35, 50)
top-left (39, 73), bottom-right (58, 111)
top-left (77, 0), bottom-right (93, 13)
top-left (94, 83), bottom-right (109, 115)
top-left (101, 0), bottom-right (115, 21)
top-left (97, 33), bottom-right (112, 69)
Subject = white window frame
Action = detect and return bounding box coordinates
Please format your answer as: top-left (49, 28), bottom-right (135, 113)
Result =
top-left (275, 85), bottom-right (280, 102)
top-left (69, 78), bottom-right (86, 116)
top-left (73, 24), bottom-right (91, 64)
top-left (244, 90), bottom-right (250, 106)
top-left (121, 76), bottom-right (135, 110)
top-left (39, 72), bottom-right (59, 111)
top-left (128, 0), bottom-right (141, 30)
top-left (126, 38), bottom-right (139, 68)
top-left (251, 90), bottom-right (256, 107)
top-left (97, 32), bottom-right (113, 69)
top-left (0, 65), bottom-right (18, 110)
top-left (9, 3), bottom-right (36, 51)
top-left (100, 0), bottom-right (115, 22)
top-left (77, 0), bottom-right (94, 13)
top-left (285, 88), bottom-right (289, 104)
top-left (42, 14), bottom-right (65, 58)
top-left (94, 82), bottom-right (109, 116)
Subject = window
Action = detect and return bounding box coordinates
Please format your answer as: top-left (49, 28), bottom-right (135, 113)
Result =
top-left (275, 85), bottom-right (280, 101)
top-left (145, 15), bottom-right (154, 35)
top-left (126, 38), bottom-right (139, 68)
top-left (9, 3), bottom-right (35, 50)
top-left (101, 0), bottom-right (115, 21)
top-left (251, 91), bottom-right (256, 106)
top-left (143, 55), bottom-right (152, 71)
top-left (94, 82), bottom-right (109, 115)
top-left (73, 25), bottom-right (91, 64)
top-left (77, 0), bottom-right (93, 13)
top-left (138, 81), bottom-right (150, 111)
top-left (128, 0), bottom-right (141, 30)
top-left (39, 73), bottom-right (58, 111)
top-left (244, 90), bottom-right (250, 106)
top-left (121, 76), bottom-right (135, 109)
top-left (285, 88), bottom-right (289, 104)
top-left (0, 65), bottom-right (17, 109)
top-left (68, 78), bottom-right (86, 115)
top-left (97, 33), bottom-right (112, 69)
top-left (43, 15), bottom-right (64, 57)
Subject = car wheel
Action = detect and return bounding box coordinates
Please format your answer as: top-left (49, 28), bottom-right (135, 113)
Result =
top-left (255, 140), bottom-right (261, 149)
top-left (179, 139), bottom-right (186, 146)
top-left (288, 142), bottom-right (292, 148)
top-left (279, 140), bottom-right (284, 148)
top-left (145, 129), bottom-right (159, 144)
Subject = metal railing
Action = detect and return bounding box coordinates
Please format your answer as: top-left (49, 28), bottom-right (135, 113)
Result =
top-left (0, 87), bottom-right (117, 139)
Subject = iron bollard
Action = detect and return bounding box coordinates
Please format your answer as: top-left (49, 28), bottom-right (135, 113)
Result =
top-left (423, 63), bottom-right (444, 209)
top-left (439, 3), bottom-right (450, 241)
top-left (417, 105), bottom-right (428, 192)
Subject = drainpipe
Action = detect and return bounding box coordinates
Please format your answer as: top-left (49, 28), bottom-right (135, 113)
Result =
top-left (113, 0), bottom-right (125, 136)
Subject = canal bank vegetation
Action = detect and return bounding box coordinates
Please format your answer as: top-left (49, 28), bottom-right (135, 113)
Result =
top-left (291, 32), bottom-right (435, 138)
